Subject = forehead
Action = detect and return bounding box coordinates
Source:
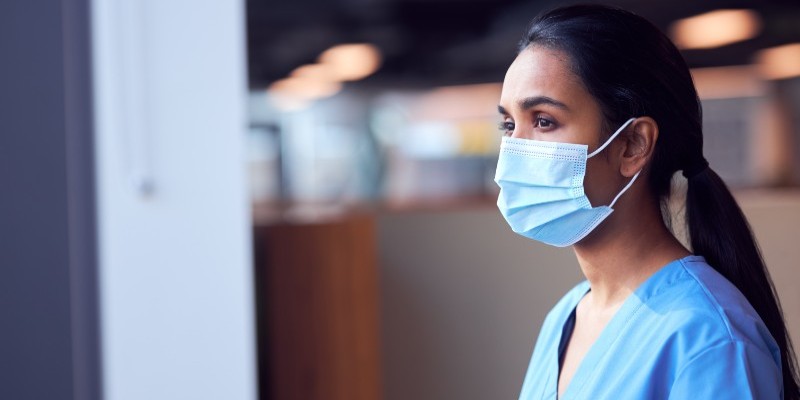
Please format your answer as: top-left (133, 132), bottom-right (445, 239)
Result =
top-left (500, 46), bottom-right (588, 110)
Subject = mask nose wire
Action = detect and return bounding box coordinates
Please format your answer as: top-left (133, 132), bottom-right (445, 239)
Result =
top-left (587, 117), bottom-right (637, 158)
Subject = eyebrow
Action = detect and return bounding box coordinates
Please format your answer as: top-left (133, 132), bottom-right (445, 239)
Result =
top-left (497, 96), bottom-right (570, 115)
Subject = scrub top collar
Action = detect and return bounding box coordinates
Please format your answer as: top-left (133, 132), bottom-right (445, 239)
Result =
top-left (548, 255), bottom-right (706, 400)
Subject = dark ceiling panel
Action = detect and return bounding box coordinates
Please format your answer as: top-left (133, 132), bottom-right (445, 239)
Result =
top-left (246, 0), bottom-right (800, 89)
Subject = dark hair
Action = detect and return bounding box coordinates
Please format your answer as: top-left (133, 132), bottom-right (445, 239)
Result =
top-left (519, 4), bottom-right (799, 398)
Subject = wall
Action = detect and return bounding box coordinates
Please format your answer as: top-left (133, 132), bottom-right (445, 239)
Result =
top-left (738, 190), bottom-right (800, 350)
top-left (377, 206), bottom-right (582, 400)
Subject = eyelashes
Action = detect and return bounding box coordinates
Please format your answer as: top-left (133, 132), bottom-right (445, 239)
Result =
top-left (497, 117), bottom-right (557, 136)
top-left (498, 121), bottom-right (515, 134)
top-left (535, 117), bottom-right (555, 129)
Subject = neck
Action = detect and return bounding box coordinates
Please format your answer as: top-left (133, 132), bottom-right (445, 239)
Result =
top-left (572, 193), bottom-right (690, 310)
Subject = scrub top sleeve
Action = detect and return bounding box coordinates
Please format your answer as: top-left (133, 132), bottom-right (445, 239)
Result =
top-left (668, 340), bottom-right (782, 399)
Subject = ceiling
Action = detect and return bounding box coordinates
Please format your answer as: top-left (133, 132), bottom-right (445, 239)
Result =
top-left (246, 0), bottom-right (800, 90)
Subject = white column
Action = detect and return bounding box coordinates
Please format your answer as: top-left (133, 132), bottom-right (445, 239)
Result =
top-left (91, 1), bottom-right (256, 399)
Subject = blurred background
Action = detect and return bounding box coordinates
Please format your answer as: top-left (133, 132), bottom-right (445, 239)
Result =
top-left (2, 0), bottom-right (800, 399)
top-left (249, 1), bottom-right (800, 399)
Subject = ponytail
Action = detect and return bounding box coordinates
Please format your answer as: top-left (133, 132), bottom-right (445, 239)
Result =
top-left (686, 166), bottom-right (800, 399)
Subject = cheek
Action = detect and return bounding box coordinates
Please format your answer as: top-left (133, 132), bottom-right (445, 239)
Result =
top-left (583, 155), bottom-right (620, 206)
top-left (556, 128), bottom-right (596, 145)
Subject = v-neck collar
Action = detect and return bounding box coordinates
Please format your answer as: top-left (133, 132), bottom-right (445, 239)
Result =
top-left (546, 255), bottom-right (700, 400)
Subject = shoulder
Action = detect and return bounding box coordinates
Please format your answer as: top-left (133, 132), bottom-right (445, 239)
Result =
top-left (673, 257), bottom-right (776, 345)
top-left (668, 339), bottom-right (783, 399)
top-left (636, 257), bottom-right (782, 398)
top-left (649, 256), bottom-right (781, 371)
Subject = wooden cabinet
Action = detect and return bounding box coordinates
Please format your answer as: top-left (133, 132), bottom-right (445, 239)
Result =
top-left (254, 213), bottom-right (382, 400)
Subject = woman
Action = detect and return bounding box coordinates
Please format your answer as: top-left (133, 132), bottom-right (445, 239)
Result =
top-left (494, 4), bottom-right (799, 399)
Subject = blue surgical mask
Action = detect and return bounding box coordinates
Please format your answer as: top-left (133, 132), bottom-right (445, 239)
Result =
top-left (494, 118), bottom-right (639, 247)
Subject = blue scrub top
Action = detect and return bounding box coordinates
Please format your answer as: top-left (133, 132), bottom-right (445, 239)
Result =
top-left (519, 255), bottom-right (782, 399)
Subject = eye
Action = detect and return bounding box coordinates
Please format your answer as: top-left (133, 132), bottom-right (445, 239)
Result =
top-left (498, 120), bottom-right (515, 136)
top-left (534, 116), bottom-right (555, 129)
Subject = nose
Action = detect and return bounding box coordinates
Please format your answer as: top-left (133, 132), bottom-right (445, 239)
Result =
top-left (510, 125), bottom-right (533, 140)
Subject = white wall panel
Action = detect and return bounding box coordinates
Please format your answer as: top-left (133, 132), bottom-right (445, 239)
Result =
top-left (92, 1), bottom-right (256, 399)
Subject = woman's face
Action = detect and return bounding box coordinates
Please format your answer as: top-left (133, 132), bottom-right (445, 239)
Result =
top-left (498, 46), bottom-right (627, 207)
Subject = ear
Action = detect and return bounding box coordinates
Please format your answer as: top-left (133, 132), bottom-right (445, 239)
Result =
top-left (619, 117), bottom-right (658, 177)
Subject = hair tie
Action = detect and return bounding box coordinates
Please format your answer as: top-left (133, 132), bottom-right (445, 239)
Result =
top-left (682, 157), bottom-right (709, 179)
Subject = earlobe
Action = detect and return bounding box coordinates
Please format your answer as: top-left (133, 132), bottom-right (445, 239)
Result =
top-left (621, 117), bottom-right (658, 176)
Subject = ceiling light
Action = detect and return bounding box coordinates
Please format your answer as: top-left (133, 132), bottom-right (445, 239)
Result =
top-left (756, 43), bottom-right (800, 80)
top-left (318, 43), bottom-right (382, 81)
top-left (268, 76), bottom-right (342, 101)
top-left (670, 9), bottom-right (761, 50)
top-left (291, 63), bottom-right (338, 83)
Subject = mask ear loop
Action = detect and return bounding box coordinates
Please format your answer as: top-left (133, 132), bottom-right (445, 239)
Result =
top-left (609, 170), bottom-right (641, 208)
top-left (587, 117), bottom-right (637, 158)
top-left (586, 117), bottom-right (640, 208)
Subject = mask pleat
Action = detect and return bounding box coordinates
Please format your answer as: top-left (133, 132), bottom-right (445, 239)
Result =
top-left (500, 196), bottom-right (592, 230)
top-left (520, 207), bottom-right (613, 247)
